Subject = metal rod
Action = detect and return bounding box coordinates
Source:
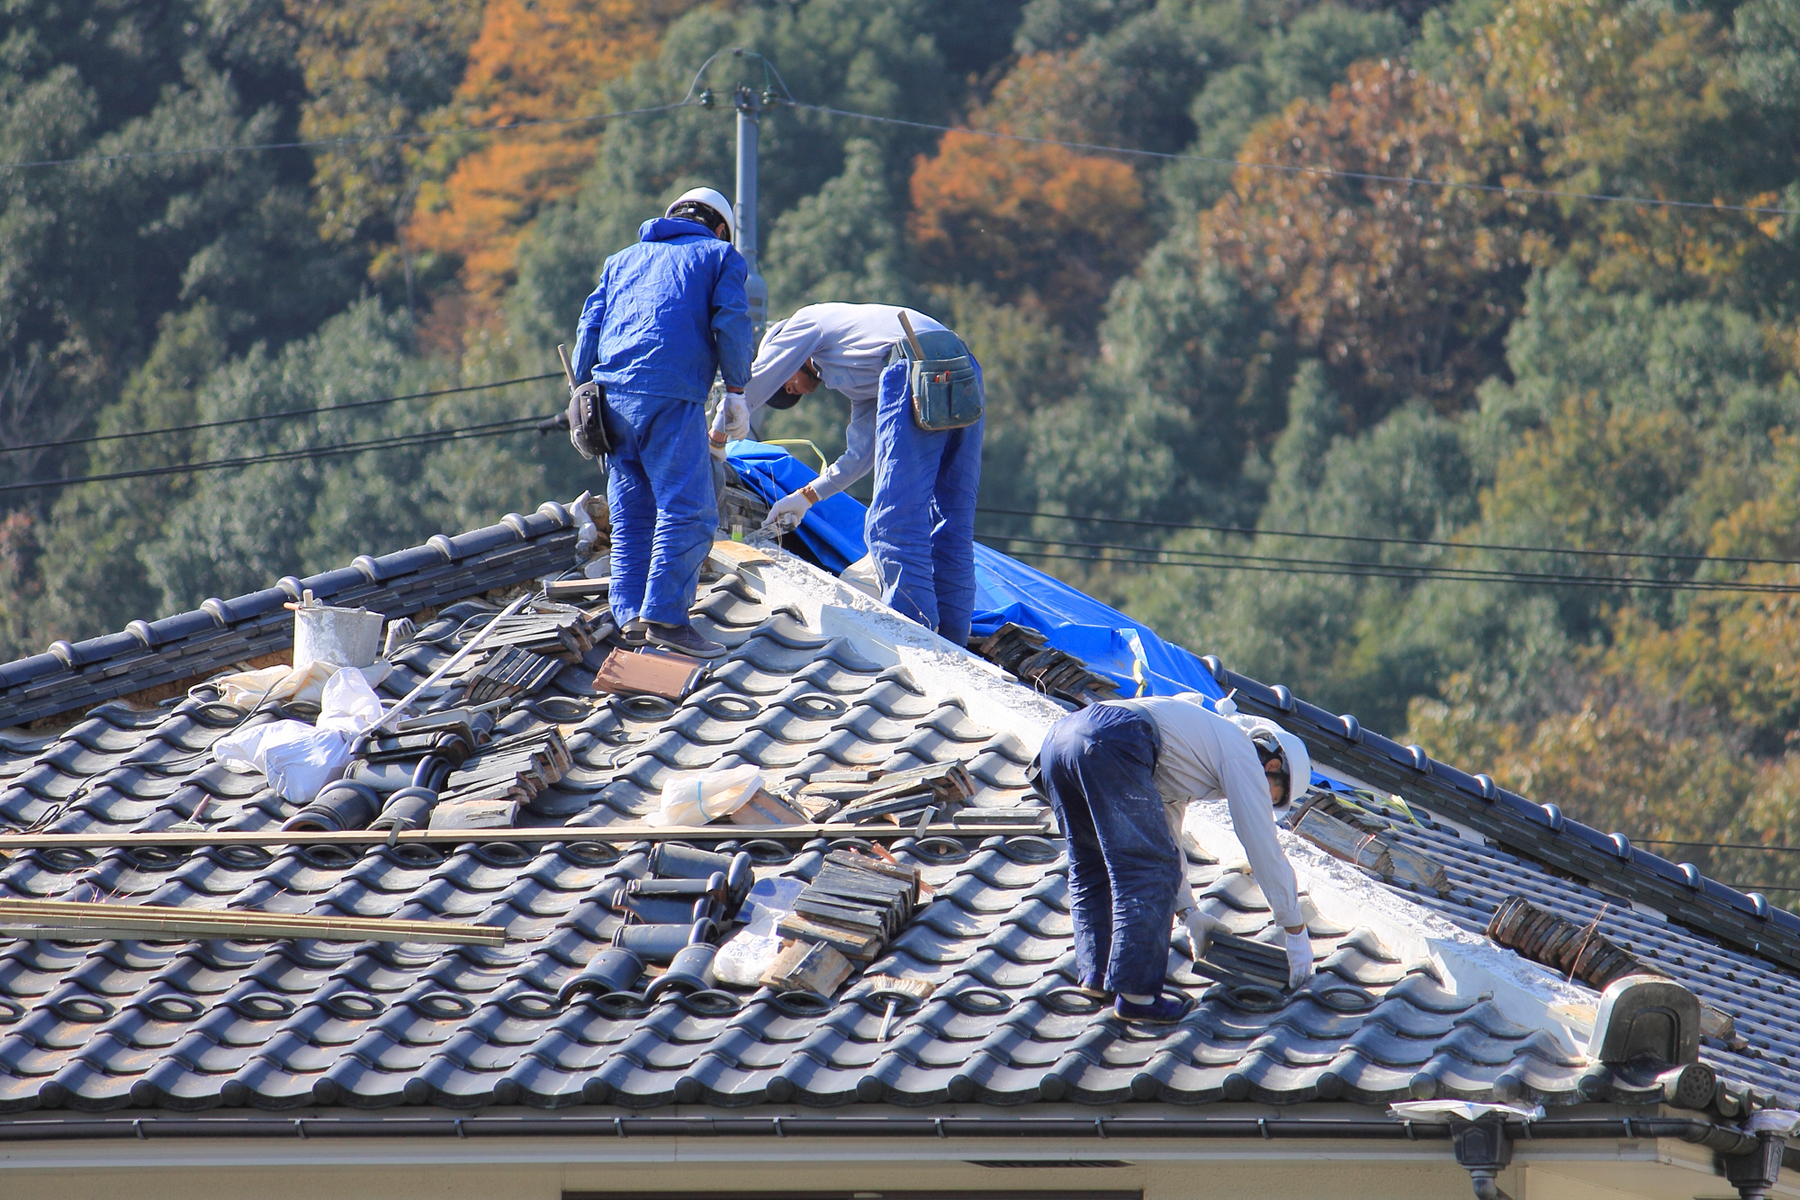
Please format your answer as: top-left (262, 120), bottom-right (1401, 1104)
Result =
top-left (0, 822), bottom-right (1051, 852)
top-left (364, 591), bottom-right (535, 742)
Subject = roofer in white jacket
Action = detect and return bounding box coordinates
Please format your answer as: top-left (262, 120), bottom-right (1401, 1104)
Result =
top-left (715, 302), bottom-right (986, 644)
top-left (1032, 692), bottom-right (1314, 1022)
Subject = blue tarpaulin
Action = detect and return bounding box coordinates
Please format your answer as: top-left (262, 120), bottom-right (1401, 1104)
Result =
top-left (726, 441), bottom-right (1226, 703)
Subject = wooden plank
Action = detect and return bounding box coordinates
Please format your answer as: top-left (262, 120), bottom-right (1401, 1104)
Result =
top-left (0, 823), bottom-right (1051, 852)
top-left (0, 898), bottom-right (477, 934)
top-left (0, 899), bottom-right (507, 945)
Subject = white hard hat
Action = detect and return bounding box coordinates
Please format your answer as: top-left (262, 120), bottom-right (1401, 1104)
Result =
top-left (667, 186), bottom-right (735, 241)
top-left (1233, 716), bottom-right (1312, 812)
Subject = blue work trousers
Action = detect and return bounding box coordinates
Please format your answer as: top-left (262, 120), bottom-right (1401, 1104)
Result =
top-left (602, 390), bottom-right (715, 627)
top-left (1036, 703), bottom-right (1182, 997)
top-left (866, 360), bottom-right (984, 645)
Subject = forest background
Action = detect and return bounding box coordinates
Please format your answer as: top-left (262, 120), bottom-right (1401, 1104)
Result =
top-left (7, 0), bottom-right (1800, 891)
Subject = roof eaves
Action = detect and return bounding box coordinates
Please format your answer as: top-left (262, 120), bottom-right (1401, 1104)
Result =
top-left (1203, 656), bottom-right (1800, 976)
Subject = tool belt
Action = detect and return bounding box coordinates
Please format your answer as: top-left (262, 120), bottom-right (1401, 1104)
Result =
top-left (889, 328), bottom-right (983, 432)
top-left (566, 380), bottom-right (611, 459)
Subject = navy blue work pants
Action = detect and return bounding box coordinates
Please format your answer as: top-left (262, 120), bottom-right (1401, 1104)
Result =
top-left (1036, 703), bottom-right (1182, 997)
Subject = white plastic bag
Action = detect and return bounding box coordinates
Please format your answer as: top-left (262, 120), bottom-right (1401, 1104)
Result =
top-left (646, 764), bottom-right (764, 827)
top-left (713, 928), bottom-right (784, 987)
top-left (712, 876), bottom-right (806, 987)
top-left (315, 667), bottom-right (385, 733)
top-left (212, 667), bottom-right (388, 803)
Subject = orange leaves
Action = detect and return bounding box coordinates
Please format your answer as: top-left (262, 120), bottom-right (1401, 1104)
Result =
top-left (293, 0), bottom-right (485, 245)
top-left (406, 0), bottom-right (699, 306)
top-left (908, 52), bottom-right (1148, 328)
top-left (1203, 60), bottom-right (1527, 403)
top-left (909, 133), bottom-right (1145, 325)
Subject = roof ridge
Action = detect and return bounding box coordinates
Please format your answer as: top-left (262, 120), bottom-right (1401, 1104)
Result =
top-left (0, 505), bottom-right (579, 729)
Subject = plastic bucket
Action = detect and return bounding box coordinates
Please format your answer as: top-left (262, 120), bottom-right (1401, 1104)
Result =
top-left (293, 603), bottom-right (385, 671)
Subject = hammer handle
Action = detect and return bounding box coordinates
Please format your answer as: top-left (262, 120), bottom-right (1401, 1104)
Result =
top-left (897, 312), bottom-right (927, 360)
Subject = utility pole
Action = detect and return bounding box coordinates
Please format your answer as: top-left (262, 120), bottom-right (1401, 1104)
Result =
top-left (734, 84), bottom-right (769, 343)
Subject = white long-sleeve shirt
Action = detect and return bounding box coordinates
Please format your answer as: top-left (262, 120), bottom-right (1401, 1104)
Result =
top-left (1111, 697), bottom-right (1304, 929)
top-left (743, 303), bottom-right (946, 499)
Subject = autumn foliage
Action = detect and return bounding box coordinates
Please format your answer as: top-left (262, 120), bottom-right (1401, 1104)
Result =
top-left (406, 0), bottom-right (699, 306)
top-left (909, 53), bottom-right (1148, 330)
top-left (1198, 0), bottom-right (1793, 409)
top-left (1203, 60), bottom-right (1527, 405)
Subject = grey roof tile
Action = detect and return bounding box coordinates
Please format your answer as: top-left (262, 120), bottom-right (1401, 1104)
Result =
top-left (0, 518), bottom-right (1788, 1134)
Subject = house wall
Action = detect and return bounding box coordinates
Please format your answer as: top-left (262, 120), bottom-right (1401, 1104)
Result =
top-left (0, 1134), bottom-right (1785, 1200)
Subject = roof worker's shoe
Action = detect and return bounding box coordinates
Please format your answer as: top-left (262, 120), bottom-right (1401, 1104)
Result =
top-left (617, 617), bottom-right (650, 649)
top-left (645, 621), bottom-right (726, 659)
top-left (1076, 972), bottom-right (1112, 1000)
top-left (1113, 992), bottom-right (1193, 1024)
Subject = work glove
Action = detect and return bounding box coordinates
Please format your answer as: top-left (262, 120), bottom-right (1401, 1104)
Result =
top-left (716, 390), bottom-right (751, 441)
top-left (1180, 909), bottom-right (1224, 961)
top-left (567, 381), bottom-right (606, 459)
top-left (765, 490), bottom-right (813, 533)
top-left (1284, 928), bottom-right (1315, 989)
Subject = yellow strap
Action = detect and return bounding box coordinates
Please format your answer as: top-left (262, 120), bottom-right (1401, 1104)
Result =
top-left (762, 438), bottom-right (829, 473)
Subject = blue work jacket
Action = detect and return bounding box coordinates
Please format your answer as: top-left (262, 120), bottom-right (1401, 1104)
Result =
top-left (572, 218), bottom-right (753, 403)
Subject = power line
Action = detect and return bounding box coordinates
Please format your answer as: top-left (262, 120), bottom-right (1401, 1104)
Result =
top-left (983, 533), bottom-right (1800, 594)
top-left (8, 79), bottom-right (1792, 223)
top-left (0, 103), bottom-right (694, 173)
top-left (0, 373), bottom-right (560, 455)
top-left (1640, 839), bottom-right (1800, 855)
top-left (0, 415), bottom-right (548, 495)
top-left (793, 101), bottom-right (1800, 219)
top-left (975, 507), bottom-right (1800, 570)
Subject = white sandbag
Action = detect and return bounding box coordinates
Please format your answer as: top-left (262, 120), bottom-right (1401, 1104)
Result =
top-left (211, 667), bottom-right (389, 803)
top-left (646, 764), bottom-right (764, 827)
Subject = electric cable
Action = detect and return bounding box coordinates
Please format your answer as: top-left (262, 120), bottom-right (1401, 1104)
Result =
top-left (0, 102), bottom-right (695, 173)
top-left (1640, 839), bottom-right (1800, 855)
top-left (790, 100), bottom-right (1800, 218)
top-left (0, 373), bottom-right (560, 455)
top-left (7, 77), bottom-right (1791, 221)
top-left (0, 415), bottom-right (549, 495)
top-left (981, 533), bottom-right (1800, 594)
top-left (975, 506), bottom-right (1800, 570)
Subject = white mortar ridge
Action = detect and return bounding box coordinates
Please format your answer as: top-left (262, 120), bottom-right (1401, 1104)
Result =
top-left (1185, 797), bottom-right (1595, 1057)
top-left (742, 547), bottom-right (1592, 1057)
top-left (739, 548), bottom-right (1068, 746)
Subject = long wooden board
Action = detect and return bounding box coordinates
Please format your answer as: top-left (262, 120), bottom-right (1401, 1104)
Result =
top-left (0, 822), bottom-right (1052, 852)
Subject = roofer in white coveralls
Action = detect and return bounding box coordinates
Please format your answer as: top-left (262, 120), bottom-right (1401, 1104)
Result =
top-left (1032, 691), bottom-right (1315, 1022)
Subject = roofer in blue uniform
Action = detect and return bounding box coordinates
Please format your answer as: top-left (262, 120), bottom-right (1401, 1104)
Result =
top-left (718, 302), bottom-right (985, 646)
top-left (567, 186), bottom-right (752, 659)
top-left (1033, 693), bottom-right (1315, 1022)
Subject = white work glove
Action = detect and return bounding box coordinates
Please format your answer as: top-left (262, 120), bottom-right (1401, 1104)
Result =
top-left (1180, 908), bottom-right (1223, 961)
top-left (764, 490), bottom-right (814, 533)
top-left (1285, 928), bottom-right (1315, 989)
top-left (717, 390), bottom-right (751, 440)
